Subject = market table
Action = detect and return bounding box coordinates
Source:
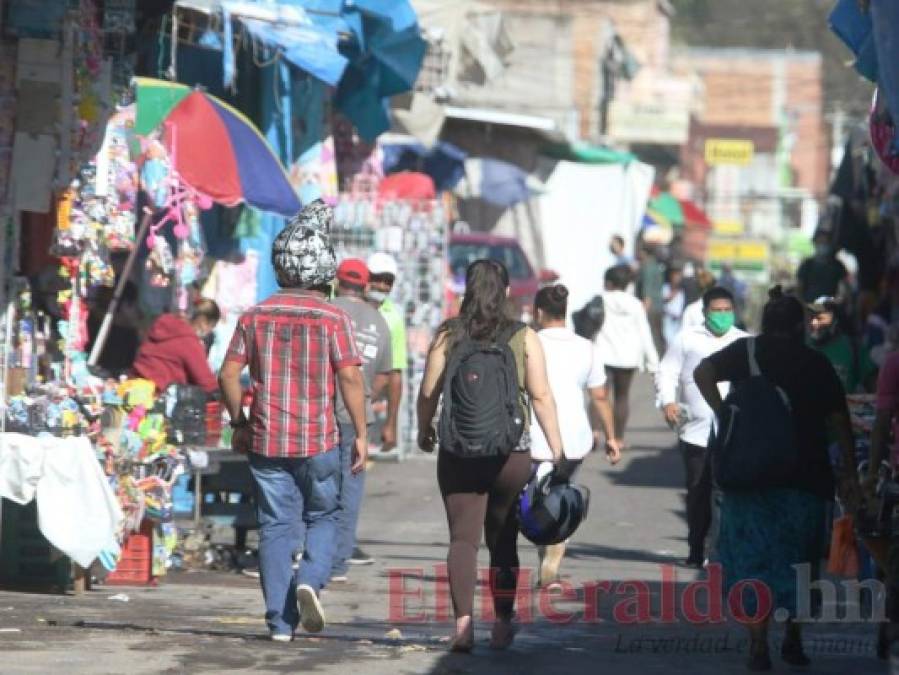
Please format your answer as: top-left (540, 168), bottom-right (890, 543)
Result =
top-left (182, 449), bottom-right (254, 536)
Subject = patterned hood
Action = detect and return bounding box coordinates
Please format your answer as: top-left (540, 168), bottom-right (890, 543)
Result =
top-left (271, 199), bottom-right (337, 289)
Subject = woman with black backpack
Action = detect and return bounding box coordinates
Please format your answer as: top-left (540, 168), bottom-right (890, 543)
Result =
top-left (417, 259), bottom-right (564, 653)
top-left (694, 286), bottom-right (862, 671)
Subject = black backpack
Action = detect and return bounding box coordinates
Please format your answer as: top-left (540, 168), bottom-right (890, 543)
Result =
top-left (572, 295), bottom-right (605, 341)
top-left (438, 322), bottom-right (526, 458)
top-left (709, 338), bottom-right (801, 490)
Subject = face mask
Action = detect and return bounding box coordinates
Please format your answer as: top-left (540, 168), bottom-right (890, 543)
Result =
top-left (815, 244), bottom-right (830, 258)
top-left (366, 289), bottom-right (388, 304)
top-left (706, 311), bottom-right (735, 336)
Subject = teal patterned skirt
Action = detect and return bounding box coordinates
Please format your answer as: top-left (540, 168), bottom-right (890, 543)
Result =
top-left (715, 488), bottom-right (828, 618)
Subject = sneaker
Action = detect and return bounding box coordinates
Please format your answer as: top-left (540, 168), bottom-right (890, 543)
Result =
top-left (297, 584), bottom-right (326, 633)
top-left (330, 574), bottom-right (348, 583)
top-left (241, 564), bottom-right (261, 579)
top-left (271, 633), bottom-right (293, 643)
top-left (347, 547), bottom-right (374, 565)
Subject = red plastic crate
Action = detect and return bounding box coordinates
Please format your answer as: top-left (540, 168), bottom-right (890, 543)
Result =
top-left (106, 520), bottom-right (155, 586)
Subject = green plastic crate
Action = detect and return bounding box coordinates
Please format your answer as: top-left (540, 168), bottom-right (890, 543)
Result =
top-left (0, 499), bottom-right (70, 591)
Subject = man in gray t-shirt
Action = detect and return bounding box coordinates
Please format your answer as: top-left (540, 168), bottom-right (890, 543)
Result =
top-left (330, 259), bottom-right (392, 577)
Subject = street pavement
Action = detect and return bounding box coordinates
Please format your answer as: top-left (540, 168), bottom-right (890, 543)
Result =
top-left (0, 376), bottom-right (887, 674)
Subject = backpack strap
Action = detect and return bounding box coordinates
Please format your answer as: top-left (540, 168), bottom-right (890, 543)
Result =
top-left (747, 337), bottom-right (761, 377)
top-left (496, 321), bottom-right (526, 345)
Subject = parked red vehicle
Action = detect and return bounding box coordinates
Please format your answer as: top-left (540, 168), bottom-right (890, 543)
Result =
top-left (447, 232), bottom-right (558, 320)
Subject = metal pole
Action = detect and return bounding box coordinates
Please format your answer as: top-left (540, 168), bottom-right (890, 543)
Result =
top-left (193, 470), bottom-right (202, 529)
top-left (88, 211), bottom-right (153, 368)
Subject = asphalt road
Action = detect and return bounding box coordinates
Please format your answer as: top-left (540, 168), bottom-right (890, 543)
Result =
top-left (0, 376), bottom-right (887, 674)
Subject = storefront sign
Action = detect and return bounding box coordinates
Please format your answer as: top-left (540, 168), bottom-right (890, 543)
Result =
top-left (708, 238), bottom-right (769, 278)
top-left (607, 101), bottom-right (690, 146)
top-left (705, 139), bottom-right (755, 166)
top-left (713, 220), bottom-right (745, 236)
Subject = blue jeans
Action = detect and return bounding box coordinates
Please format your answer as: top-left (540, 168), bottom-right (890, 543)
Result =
top-left (332, 423), bottom-right (366, 576)
top-left (248, 448), bottom-right (340, 636)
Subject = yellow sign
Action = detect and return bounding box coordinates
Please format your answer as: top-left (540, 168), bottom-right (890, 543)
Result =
top-left (708, 239), bottom-right (770, 262)
top-left (713, 220), bottom-right (745, 236)
top-left (705, 139), bottom-right (755, 166)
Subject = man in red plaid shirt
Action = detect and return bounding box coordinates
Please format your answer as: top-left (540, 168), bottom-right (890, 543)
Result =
top-left (219, 200), bottom-right (367, 641)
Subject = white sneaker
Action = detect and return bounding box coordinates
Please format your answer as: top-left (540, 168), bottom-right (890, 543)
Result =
top-left (297, 584), bottom-right (326, 633)
top-left (330, 574), bottom-right (348, 583)
top-left (271, 633), bottom-right (293, 643)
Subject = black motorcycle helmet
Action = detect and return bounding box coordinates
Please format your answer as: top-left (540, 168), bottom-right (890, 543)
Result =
top-left (518, 470), bottom-right (590, 545)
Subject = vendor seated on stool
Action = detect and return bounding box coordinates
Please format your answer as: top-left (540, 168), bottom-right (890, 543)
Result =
top-left (132, 299), bottom-right (221, 395)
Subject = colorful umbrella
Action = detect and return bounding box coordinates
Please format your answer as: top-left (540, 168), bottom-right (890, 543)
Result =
top-left (133, 77), bottom-right (300, 217)
top-left (678, 198), bottom-right (712, 230)
top-left (648, 191), bottom-right (684, 229)
top-left (455, 158), bottom-right (543, 208)
top-left (641, 209), bottom-right (674, 245)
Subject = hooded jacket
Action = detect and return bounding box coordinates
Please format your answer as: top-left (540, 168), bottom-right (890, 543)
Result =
top-left (594, 290), bottom-right (660, 371)
top-left (132, 314), bottom-right (218, 394)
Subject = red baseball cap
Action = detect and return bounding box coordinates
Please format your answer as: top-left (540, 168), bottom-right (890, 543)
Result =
top-left (336, 258), bottom-right (370, 286)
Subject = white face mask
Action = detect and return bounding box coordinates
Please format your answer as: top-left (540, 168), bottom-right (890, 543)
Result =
top-left (366, 289), bottom-right (388, 304)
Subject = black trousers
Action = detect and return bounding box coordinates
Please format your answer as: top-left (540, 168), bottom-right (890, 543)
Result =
top-left (680, 440), bottom-right (713, 559)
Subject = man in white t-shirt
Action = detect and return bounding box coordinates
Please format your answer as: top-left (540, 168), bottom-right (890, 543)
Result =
top-left (654, 286), bottom-right (747, 568)
top-left (530, 285), bottom-right (622, 588)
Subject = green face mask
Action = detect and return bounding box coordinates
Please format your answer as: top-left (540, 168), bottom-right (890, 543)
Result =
top-left (706, 311), bottom-right (735, 336)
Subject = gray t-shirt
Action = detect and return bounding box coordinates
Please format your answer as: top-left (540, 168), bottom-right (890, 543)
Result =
top-left (332, 295), bottom-right (393, 425)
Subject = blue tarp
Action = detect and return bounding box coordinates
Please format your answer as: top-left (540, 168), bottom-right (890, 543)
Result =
top-left (208, 0), bottom-right (424, 140)
top-left (241, 18), bottom-right (348, 86)
top-left (829, 0), bottom-right (878, 82)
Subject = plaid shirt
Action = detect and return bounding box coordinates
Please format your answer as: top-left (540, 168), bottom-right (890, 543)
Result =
top-left (224, 289), bottom-right (361, 458)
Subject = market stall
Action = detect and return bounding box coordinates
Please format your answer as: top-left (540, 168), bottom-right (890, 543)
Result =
top-left (0, 79), bottom-right (302, 588)
top-left (0, 0), bottom-right (434, 587)
top-left (0, 0), bottom-right (146, 591)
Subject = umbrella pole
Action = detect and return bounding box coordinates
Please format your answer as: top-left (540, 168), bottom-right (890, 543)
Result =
top-left (88, 211), bottom-right (153, 368)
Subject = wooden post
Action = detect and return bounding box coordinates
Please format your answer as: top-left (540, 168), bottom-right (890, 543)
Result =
top-left (73, 564), bottom-right (90, 594)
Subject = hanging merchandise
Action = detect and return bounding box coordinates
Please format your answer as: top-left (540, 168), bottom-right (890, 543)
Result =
top-left (330, 196), bottom-right (449, 457)
top-left (202, 251), bottom-right (260, 372)
top-left (872, 88), bottom-right (899, 176)
top-left (50, 104), bottom-right (141, 331)
top-left (333, 114), bottom-right (384, 194)
top-left (290, 138), bottom-right (339, 205)
top-left (103, 0), bottom-right (137, 34)
top-left (288, 77), bottom-right (338, 204)
top-left (67, 0), bottom-right (113, 181)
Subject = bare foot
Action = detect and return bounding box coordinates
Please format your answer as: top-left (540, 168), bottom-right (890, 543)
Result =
top-left (489, 619), bottom-right (517, 650)
top-left (449, 615), bottom-right (473, 653)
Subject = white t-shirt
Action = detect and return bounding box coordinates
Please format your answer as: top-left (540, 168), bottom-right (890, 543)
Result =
top-left (681, 299), bottom-right (705, 331)
top-left (654, 324), bottom-right (748, 446)
top-left (530, 327), bottom-right (607, 461)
